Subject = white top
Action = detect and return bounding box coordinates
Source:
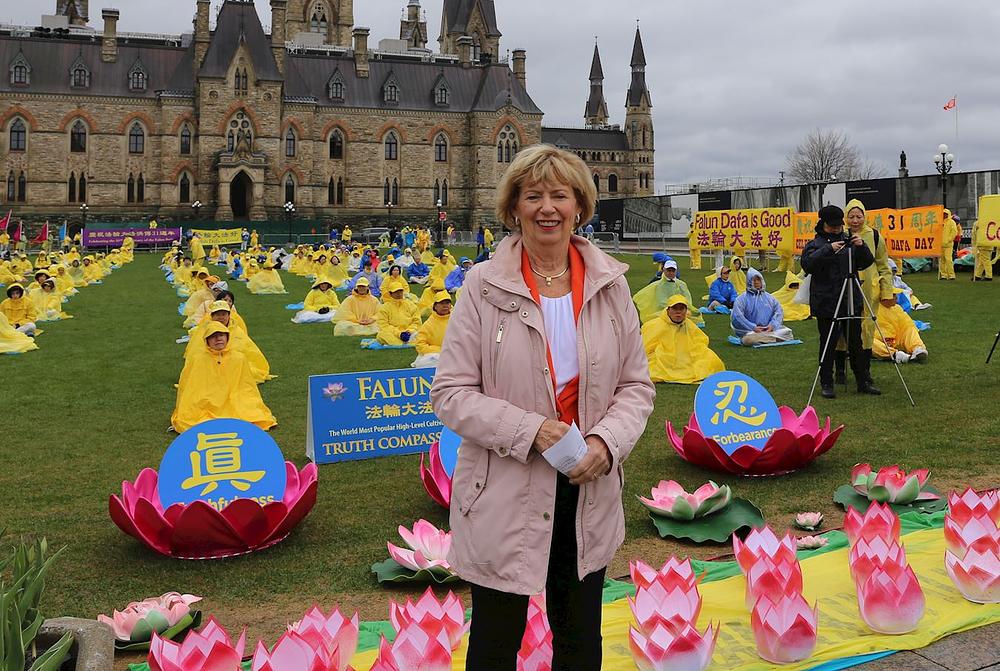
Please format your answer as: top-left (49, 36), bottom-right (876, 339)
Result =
top-left (540, 293), bottom-right (579, 394)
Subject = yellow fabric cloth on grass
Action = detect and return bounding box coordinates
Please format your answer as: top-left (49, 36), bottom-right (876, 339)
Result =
top-left (641, 313), bottom-right (724, 384)
top-left (873, 304), bottom-right (926, 360)
top-left (0, 312), bottom-right (38, 354)
top-left (247, 268), bottom-right (287, 294)
top-left (772, 271), bottom-right (811, 321)
top-left (351, 526), bottom-right (1000, 670)
top-left (28, 287), bottom-right (71, 321)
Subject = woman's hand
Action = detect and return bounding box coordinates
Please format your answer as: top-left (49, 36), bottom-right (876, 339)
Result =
top-left (568, 435), bottom-right (612, 485)
top-left (532, 419), bottom-right (569, 454)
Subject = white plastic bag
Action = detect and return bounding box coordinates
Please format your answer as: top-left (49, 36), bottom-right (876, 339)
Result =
top-left (792, 274), bottom-right (811, 305)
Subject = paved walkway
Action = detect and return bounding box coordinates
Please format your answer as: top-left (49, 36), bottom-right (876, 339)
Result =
top-left (857, 624), bottom-right (1000, 670)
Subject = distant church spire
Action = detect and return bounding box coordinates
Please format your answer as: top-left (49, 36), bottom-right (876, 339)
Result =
top-left (626, 25), bottom-right (650, 108)
top-left (584, 40), bottom-right (609, 128)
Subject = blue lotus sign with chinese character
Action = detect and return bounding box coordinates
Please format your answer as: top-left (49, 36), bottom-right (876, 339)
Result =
top-left (158, 419), bottom-right (287, 510)
top-left (693, 372), bottom-right (783, 455)
top-left (306, 367), bottom-right (443, 464)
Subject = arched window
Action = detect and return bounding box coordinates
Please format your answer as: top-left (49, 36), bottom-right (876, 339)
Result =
top-left (234, 68), bottom-right (248, 95)
top-left (391, 178), bottom-right (399, 206)
top-left (496, 124), bottom-right (518, 163)
top-left (5, 172), bottom-right (14, 202)
top-left (384, 132), bottom-right (398, 161)
top-left (472, 33), bottom-right (482, 61)
top-left (227, 111), bottom-right (253, 152)
top-left (11, 63), bottom-right (28, 85)
top-left (180, 125), bottom-right (192, 155)
top-left (70, 120), bottom-right (87, 152)
top-left (285, 128), bottom-right (296, 157)
top-left (79, 174), bottom-right (87, 202)
top-left (433, 179), bottom-right (440, 205)
top-left (9, 118), bottom-right (26, 152)
top-left (441, 179), bottom-right (448, 207)
top-left (593, 173), bottom-right (600, 192)
top-left (284, 175), bottom-right (295, 203)
top-left (68, 173), bottom-right (77, 203)
top-left (309, 1), bottom-right (329, 33)
top-left (383, 179), bottom-right (391, 206)
top-left (435, 85), bottom-right (449, 105)
top-left (608, 174), bottom-right (618, 193)
top-left (179, 173), bottom-right (191, 203)
top-left (137, 174), bottom-right (145, 202)
top-left (336, 177), bottom-right (344, 205)
top-left (329, 80), bottom-right (344, 99)
top-left (127, 174), bottom-right (135, 203)
top-left (16, 171), bottom-right (25, 202)
top-left (71, 66), bottom-right (89, 88)
top-left (328, 178), bottom-right (336, 205)
top-left (434, 134), bottom-right (448, 162)
top-left (385, 83), bottom-right (399, 103)
top-left (329, 130), bottom-right (344, 159)
top-left (129, 70), bottom-right (146, 91)
top-left (128, 123), bottom-right (145, 154)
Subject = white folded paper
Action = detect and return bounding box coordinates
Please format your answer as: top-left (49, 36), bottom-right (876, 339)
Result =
top-left (541, 423), bottom-right (588, 475)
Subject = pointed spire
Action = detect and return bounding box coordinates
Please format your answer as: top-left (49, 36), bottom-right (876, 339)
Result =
top-left (589, 40), bottom-right (604, 81)
top-left (630, 24), bottom-right (646, 68)
top-left (585, 38), bottom-right (608, 127)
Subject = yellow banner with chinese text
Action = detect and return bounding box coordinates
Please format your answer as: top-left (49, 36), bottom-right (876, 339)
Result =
top-left (975, 195), bottom-right (1000, 248)
top-left (191, 228), bottom-right (243, 245)
top-left (793, 212), bottom-right (818, 253)
top-left (692, 208), bottom-right (794, 253)
top-left (864, 206), bottom-right (943, 258)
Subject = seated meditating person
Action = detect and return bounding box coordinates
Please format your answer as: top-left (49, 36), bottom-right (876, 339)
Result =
top-left (384, 265), bottom-right (412, 298)
top-left (333, 277), bottom-right (381, 336)
top-left (171, 322), bottom-right (277, 432)
top-left (247, 260), bottom-right (287, 294)
top-left (34, 251), bottom-right (51, 271)
top-left (0, 311), bottom-right (38, 354)
top-left (872, 296), bottom-right (929, 364)
top-left (731, 268), bottom-right (794, 345)
top-left (292, 279), bottom-right (341, 323)
top-left (322, 254), bottom-right (350, 289)
top-left (348, 260), bottom-right (383, 298)
top-left (417, 279), bottom-right (448, 318)
top-left (412, 291), bottom-right (452, 368)
top-left (186, 299), bottom-right (273, 383)
top-left (187, 281), bottom-right (229, 327)
top-left (0, 260), bottom-right (19, 286)
top-left (67, 259), bottom-right (87, 288)
top-left (641, 295), bottom-right (725, 384)
top-left (406, 256), bottom-right (430, 285)
top-left (887, 259), bottom-right (930, 311)
top-left (27, 269), bottom-right (51, 292)
top-left (445, 257), bottom-right (474, 293)
top-left (82, 256), bottom-right (103, 284)
top-left (649, 252), bottom-right (673, 283)
top-left (52, 265), bottom-right (77, 298)
top-left (396, 248), bottom-right (416, 269)
top-left (347, 250), bottom-right (363, 273)
top-left (707, 266), bottom-right (738, 311)
top-left (375, 278), bottom-right (422, 346)
top-left (729, 255), bottom-right (748, 294)
top-left (428, 250), bottom-right (457, 286)
top-left (181, 274), bottom-right (218, 326)
top-left (771, 271), bottom-right (811, 321)
top-left (633, 259), bottom-right (704, 326)
top-left (28, 278), bottom-right (71, 321)
top-left (0, 284), bottom-right (37, 335)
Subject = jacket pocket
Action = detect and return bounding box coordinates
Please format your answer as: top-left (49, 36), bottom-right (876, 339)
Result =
top-left (458, 448), bottom-right (490, 516)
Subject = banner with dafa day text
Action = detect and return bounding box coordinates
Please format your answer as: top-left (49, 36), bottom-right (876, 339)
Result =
top-left (692, 207), bottom-right (795, 253)
top-left (864, 205), bottom-right (944, 257)
top-left (975, 195), bottom-right (1000, 248)
top-left (190, 228), bottom-right (243, 245)
top-left (306, 368), bottom-right (443, 465)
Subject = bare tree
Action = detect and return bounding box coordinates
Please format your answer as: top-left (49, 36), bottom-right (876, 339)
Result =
top-left (786, 128), bottom-right (887, 182)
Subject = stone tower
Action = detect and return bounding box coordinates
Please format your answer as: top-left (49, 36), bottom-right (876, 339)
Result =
top-left (283, 0), bottom-right (354, 47)
top-left (625, 26), bottom-right (654, 195)
top-left (400, 0), bottom-right (428, 49)
top-left (584, 41), bottom-right (609, 128)
top-left (56, 0), bottom-right (89, 26)
top-left (439, 0), bottom-right (501, 62)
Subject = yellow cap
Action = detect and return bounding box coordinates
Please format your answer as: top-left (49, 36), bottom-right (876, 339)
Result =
top-left (434, 291), bottom-right (452, 304)
top-left (205, 322), bottom-right (230, 337)
top-left (385, 278), bottom-right (407, 294)
top-left (355, 277), bottom-right (371, 288)
top-left (209, 300), bottom-right (232, 313)
top-left (667, 294), bottom-right (690, 308)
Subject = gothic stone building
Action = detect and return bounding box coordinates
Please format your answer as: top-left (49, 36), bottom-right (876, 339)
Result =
top-left (0, 0), bottom-right (653, 224)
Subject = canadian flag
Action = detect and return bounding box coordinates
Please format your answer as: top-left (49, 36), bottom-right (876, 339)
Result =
top-left (0, 210), bottom-right (10, 233)
top-left (943, 97), bottom-right (957, 111)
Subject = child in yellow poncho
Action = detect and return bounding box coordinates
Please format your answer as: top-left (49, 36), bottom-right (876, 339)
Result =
top-left (0, 311), bottom-right (38, 354)
top-left (292, 279), bottom-right (341, 324)
top-left (771, 271), bottom-right (811, 322)
top-left (29, 278), bottom-right (71, 321)
top-left (412, 291), bottom-right (451, 368)
top-left (375, 278), bottom-right (422, 346)
top-left (872, 295), bottom-right (929, 364)
top-left (333, 277), bottom-right (381, 336)
top-left (182, 274), bottom-right (218, 327)
top-left (171, 322), bottom-right (276, 432)
top-left (0, 284), bottom-right (37, 335)
top-left (185, 298), bottom-right (274, 383)
top-left (640, 295), bottom-right (725, 384)
top-left (247, 261), bottom-right (287, 294)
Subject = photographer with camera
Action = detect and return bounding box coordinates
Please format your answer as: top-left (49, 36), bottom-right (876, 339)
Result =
top-left (801, 205), bottom-right (878, 399)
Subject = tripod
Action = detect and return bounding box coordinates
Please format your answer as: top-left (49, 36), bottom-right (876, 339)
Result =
top-left (807, 239), bottom-right (916, 407)
top-left (987, 329), bottom-right (1000, 363)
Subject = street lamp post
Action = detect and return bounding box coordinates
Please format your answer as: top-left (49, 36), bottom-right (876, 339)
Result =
top-left (284, 201), bottom-right (296, 243)
top-left (191, 200), bottom-right (202, 222)
top-left (79, 203), bottom-right (88, 235)
top-left (933, 143), bottom-right (956, 210)
top-left (387, 201), bottom-right (394, 229)
top-left (436, 199), bottom-right (443, 246)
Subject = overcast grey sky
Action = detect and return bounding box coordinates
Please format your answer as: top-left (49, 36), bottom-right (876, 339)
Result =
top-left (7, 1), bottom-right (1000, 189)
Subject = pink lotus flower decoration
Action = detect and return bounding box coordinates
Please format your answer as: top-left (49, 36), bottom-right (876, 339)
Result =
top-left (733, 527), bottom-right (798, 574)
top-left (630, 558), bottom-right (699, 592)
top-left (518, 595), bottom-right (552, 671)
top-left (638, 481), bottom-right (731, 520)
top-left (390, 589), bottom-right (469, 652)
top-left (251, 632), bottom-right (329, 671)
top-left (750, 594), bottom-right (818, 664)
top-left (629, 579), bottom-right (703, 636)
top-left (109, 463), bottom-right (318, 559)
top-left (796, 535), bottom-right (829, 550)
top-left (849, 537), bottom-right (908, 585)
top-left (844, 503), bottom-right (901, 547)
top-left (856, 564), bottom-right (925, 634)
top-left (419, 442), bottom-right (451, 509)
top-left (949, 489), bottom-right (1000, 526)
top-left (288, 606), bottom-right (359, 671)
top-left (98, 592), bottom-right (201, 644)
top-left (944, 515), bottom-right (1000, 558)
top-left (371, 620), bottom-right (452, 671)
top-left (148, 617), bottom-right (247, 671)
top-left (745, 558), bottom-right (803, 610)
top-left (945, 548), bottom-right (1000, 604)
top-left (629, 622), bottom-right (718, 671)
top-left (793, 512), bottom-right (824, 532)
top-left (387, 520), bottom-right (457, 581)
top-left (851, 464), bottom-right (939, 505)
top-left (667, 406), bottom-right (842, 476)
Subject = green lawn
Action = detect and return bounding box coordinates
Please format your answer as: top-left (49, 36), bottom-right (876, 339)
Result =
top-left (2, 249), bottom-right (998, 641)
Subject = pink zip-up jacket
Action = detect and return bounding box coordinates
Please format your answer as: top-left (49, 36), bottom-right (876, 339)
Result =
top-left (431, 233), bottom-right (655, 594)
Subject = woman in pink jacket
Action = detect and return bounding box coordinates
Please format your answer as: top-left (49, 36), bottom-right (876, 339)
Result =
top-left (431, 145), bottom-right (655, 670)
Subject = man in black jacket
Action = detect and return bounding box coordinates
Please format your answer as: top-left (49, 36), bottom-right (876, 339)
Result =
top-left (801, 205), bottom-right (880, 398)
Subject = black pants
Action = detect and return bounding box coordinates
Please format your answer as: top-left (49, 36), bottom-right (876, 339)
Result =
top-left (816, 317), bottom-right (867, 386)
top-left (466, 475), bottom-right (606, 671)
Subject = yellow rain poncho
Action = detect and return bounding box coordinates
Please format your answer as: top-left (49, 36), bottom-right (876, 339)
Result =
top-left (414, 293), bottom-right (452, 355)
top-left (376, 279), bottom-right (422, 346)
top-left (28, 283), bottom-right (71, 321)
top-left (1, 285), bottom-right (36, 328)
top-left (771, 271), bottom-right (811, 322)
top-left (290, 251), bottom-right (309, 276)
top-left (247, 262), bottom-right (287, 294)
top-left (34, 253), bottom-right (51, 270)
top-left (52, 266), bottom-right (77, 298)
top-left (428, 254), bottom-right (456, 285)
top-left (189, 236), bottom-right (206, 265)
top-left (182, 279), bottom-right (216, 325)
top-left (0, 261), bottom-right (19, 285)
top-left (82, 257), bottom-right (103, 284)
top-left (68, 262), bottom-right (87, 288)
top-left (292, 280), bottom-right (341, 324)
top-left (319, 258), bottom-right (349, 287)
top-left (633, 274), bottom-right (704, 326)
top-left (418, 280), bottom-right (448, 316)
top-left (845, 199), bottom-right (893, 348)
top-left (0, 312), bottom-right (38, 354)
top-left (185, 302), bottom-right (273, 383)
top-left (171, 322), bottom-right (276, 432)
top-left (687, 229), bottom-right (702, 270)
top-left (729, 256), bottom-right (747, 294)
top-left (873, 301), bottom-right (928, 361)
top-left (972, 218), bottom-right (998, 281)
top-left (333, 279), bottom-right (381, 337)
top-left (641, 296), bottom-right (725, 384)
top-left (208, 245), bottom-right (221, 263)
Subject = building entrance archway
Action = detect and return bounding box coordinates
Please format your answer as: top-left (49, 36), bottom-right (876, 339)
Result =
top-left (230, 171), bottom-right (252, 219)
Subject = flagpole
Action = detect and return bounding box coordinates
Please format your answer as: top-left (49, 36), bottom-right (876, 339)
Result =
top-left (954, 94), bottom-right (959, 145)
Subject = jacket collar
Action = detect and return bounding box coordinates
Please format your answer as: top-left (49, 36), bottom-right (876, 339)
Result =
top-left (483, 233), bottom-right (628, 304)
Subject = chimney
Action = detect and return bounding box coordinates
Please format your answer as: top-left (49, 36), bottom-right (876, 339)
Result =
top-left (353, 27), bottom-right (370, 78)
top-left (101, 8), bottom-right (119, 63)
top-left (512, 49), bottom-right (526, 88)
top-left (270, 0), bottom-right (287, 74)
top-left (194, 0), bottom-right (211, 70)
top-left (457, 36), bottom-right (473, 68)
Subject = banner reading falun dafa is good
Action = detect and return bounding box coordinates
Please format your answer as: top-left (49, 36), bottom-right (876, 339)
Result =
top-left (692, 207), bottom-right (795, 253)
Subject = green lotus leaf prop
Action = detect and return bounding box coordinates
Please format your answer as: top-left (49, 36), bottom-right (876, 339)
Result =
top-left (371, 558), bottom-right (462, 585)
top-left (648, 498), bottom-right (765, 543)
top-left (833, 484), bottom-right (946, 515)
